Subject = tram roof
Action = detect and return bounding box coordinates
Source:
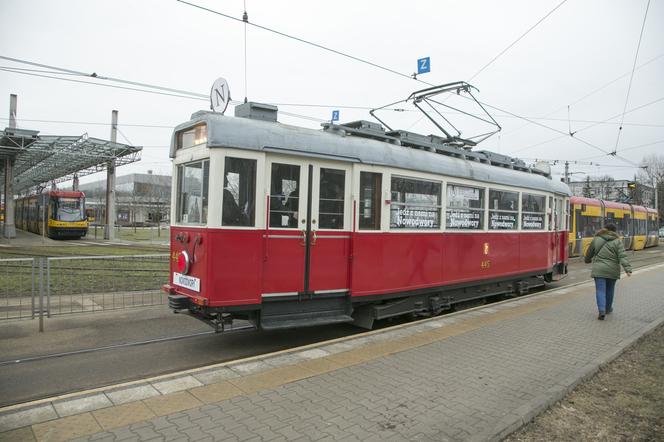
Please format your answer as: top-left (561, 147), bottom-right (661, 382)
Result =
top-left (0, 127), bottom-right (141, 193)
top-left (172, 110), bottom-right (571, 196)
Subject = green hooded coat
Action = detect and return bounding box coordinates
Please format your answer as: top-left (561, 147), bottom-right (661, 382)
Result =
top-left (584, 229), bottom-right (633, 279)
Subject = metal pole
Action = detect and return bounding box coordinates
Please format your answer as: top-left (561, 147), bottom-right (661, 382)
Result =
top-left (38, 258), bottom-right (44, 332)
top-left (31, 258), bottom-right (35, 319)
top-left (104, 110), bottom-right (118, 240)
top-left (46, 258), bottom-right (51, 317)
top-left (3, 158), bottom-right (16, 238)
top-left (3, 95), bottom-right (18, 239)
top-left (564, 161), bottom-right (570, 185)
top-left (9, 94), bottom-right (17, 128)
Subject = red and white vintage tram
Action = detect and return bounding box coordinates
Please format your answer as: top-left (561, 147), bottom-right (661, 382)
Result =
top-left (163, 102), bottom-right (570, 331)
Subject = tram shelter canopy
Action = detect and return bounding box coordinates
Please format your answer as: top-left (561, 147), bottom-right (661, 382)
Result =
top-left (0, 126), bottom-right (141, 193)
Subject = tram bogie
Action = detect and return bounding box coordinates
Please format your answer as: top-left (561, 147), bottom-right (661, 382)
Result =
top-left (163, 102), bottom-right (571, 331)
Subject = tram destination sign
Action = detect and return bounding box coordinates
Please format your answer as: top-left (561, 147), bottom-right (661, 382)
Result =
top-left (173, 272), bottom-right (201, 292)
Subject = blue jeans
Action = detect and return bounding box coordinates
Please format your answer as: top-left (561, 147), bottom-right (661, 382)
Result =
top-left (594, 278), bottom-right (617, 314)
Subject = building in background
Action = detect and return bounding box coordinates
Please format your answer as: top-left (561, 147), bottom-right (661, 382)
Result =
top-left (79, 171), bottom-right (171, 226)
top-left (568, 178), bottom-right (655, 207)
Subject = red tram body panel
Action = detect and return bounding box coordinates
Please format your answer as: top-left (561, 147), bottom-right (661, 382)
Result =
top-left (164, 103), bottom-right (571, 331)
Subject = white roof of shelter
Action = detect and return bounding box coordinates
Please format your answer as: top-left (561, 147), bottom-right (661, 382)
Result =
top-left (0, 127), bottom-right (141, 192)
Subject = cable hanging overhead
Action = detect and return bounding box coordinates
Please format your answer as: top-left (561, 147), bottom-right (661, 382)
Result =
top-left (612, 0), bottom-right (651, 155)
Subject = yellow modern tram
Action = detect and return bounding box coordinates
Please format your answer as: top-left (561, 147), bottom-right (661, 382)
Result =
top-left (569, 196), bottom-right (659, 257)
top-left (15, 191), bottom-right (88, 239)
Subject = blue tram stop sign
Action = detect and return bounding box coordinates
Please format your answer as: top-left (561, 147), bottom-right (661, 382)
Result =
top-left (417, 57), bottom-right (430, 74)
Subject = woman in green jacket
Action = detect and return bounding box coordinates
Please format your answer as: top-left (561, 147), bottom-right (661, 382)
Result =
top-left (584, 224), bottom-right (632, 320)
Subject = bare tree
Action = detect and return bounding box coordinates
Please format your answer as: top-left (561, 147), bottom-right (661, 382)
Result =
top-left (638, 154), bottom-right (664, 223)
top-left (639, 153), bottom-right (664, 185)
top-left (589, 174), bottom-right (615, 200)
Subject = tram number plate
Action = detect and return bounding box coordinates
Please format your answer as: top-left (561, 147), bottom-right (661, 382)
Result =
top-left (173, 272), bottom-right (200, 292)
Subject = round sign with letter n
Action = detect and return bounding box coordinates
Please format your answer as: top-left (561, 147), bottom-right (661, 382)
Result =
top-left (210, 78), bottom-right (231, 114)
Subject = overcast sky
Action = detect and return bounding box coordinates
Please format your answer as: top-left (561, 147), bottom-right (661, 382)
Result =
top-left (1, 0), bottom-right (662, 185)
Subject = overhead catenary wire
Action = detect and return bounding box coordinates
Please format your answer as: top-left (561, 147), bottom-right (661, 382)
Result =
top-left (3, 52), bottom-right (647, 166)
top-left (478, 99), bottom-right (641, 167)
top-left (467, 0), bottom-right (569, 82)
top-left (612, 0), bottom-right (651, 154)
top-left (511, 95), bottom-right (664, 154)
top-left (175, 0), bottom-right (434, 87)
top-left (501, 51), bottom-right (664, 137)
top-left (519, 157), bottom-right (642, 169)
top-left (243, 0), bottom-right (249, 103)
top-left (0, 65), bottom-right (326, 124)
top-left (578, 138), bottom-right (664, 160)
top-left (0, 61), bottom-right (654, 171)
top-left (2, 0), bottom-right (659, 173)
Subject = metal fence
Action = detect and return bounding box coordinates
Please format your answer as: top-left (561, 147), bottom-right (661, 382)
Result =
top-left (0, 254), bottom-right (169, 322)
top-left (0, 258), bottom-right (36, 320)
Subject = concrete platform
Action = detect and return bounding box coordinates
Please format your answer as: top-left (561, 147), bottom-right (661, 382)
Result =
top-left (1, 262), bottom-right (663, 442)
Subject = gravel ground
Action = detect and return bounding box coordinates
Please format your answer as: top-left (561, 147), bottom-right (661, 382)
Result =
top-left (506, 322), bottom-right (664, 441)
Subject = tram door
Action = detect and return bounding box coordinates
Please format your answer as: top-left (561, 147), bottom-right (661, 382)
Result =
top-left (263, 160), bottom-right (351, 297)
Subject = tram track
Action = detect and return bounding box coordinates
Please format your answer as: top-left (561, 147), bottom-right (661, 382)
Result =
top-left (0, 246), bottom-right (661, 407)
top-left (2, 249), bottom-right (661, 369)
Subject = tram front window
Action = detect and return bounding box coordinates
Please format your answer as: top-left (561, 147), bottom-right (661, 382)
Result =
top-left (176, 160), bottom-right (209, 224)
top-left (53, 197), bottom-right (85, 222)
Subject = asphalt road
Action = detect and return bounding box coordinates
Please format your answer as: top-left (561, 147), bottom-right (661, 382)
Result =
top-left (1, 246), bottom-right (662, 408)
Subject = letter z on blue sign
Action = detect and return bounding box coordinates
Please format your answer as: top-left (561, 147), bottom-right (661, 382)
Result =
top-left (418, 57), bottom-right (430, 74)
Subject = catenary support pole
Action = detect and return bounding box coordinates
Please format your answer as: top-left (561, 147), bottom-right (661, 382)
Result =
top-left (3, 94), bottom-right (18, 239)
top-left (104, 110), bottom-right (118, 240)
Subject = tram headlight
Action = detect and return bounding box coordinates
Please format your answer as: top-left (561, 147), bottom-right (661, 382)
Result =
top-left (177, 251), bottom-right (191, 274)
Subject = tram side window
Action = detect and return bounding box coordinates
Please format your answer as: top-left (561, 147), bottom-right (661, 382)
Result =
top-left (521, 193), bottom-right (545, 230)
top-left (269, 163), bottom-right (300, 228)
top-left (176, 160), bottom-right (209, 224)
top-left (222, 157), bottom-right (256, 227)
top-left (446, 184), bottom-right (484, 230)
top-left (579, 215), bottom-right (602, 237)
top-left (359, 172), bottom-right (382, 230)
top-left (488, 189), bottom-right (518, 230)
top-left (390, 176), bottom-right (441, 229)
top-left (616, 214), bottom-right (627, 236)
top-left (319, 168), bottom-right (345, 229)
top-left (649, 215), bottom-right (658, 235)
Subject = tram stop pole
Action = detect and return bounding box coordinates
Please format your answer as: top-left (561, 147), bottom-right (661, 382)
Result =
top-left (104, 110), bottom-right (118, 240)
top-left (3, 94), bottom-right (18, 239)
